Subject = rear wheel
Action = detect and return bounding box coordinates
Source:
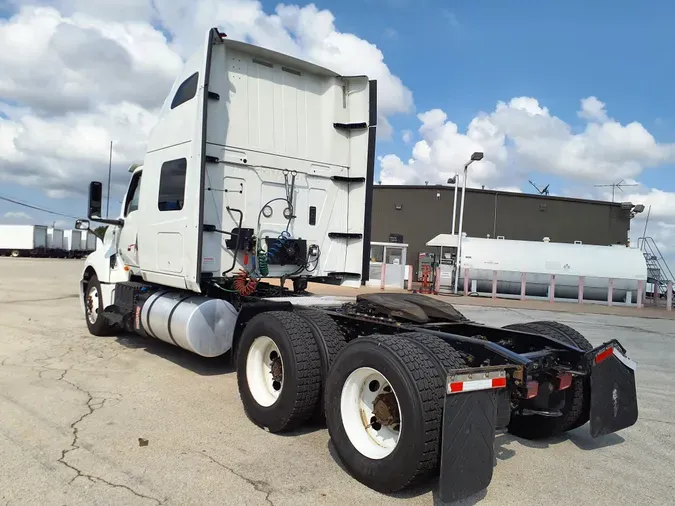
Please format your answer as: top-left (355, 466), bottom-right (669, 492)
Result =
top-left (236, 311), bottom-right (321, 433)
top-left (325, 334), bottom-right (445, 493)
top-left (503, 320), bottom-right (592, 439)
top-left (10, 250), bottom-right (20, 258)
top-left (296, 309), bottom-right (347, 421)
top-left (398, 331), bottom-right (467, 373)
top-left (84, 274), bottom-right (110, 336)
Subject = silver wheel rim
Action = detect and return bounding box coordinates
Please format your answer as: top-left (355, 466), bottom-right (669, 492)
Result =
top-left (86, 284), bottom-right (99, 324)
top-left (246, 336), bottom-right (284, 407)
top-left (340, 367), bottom-right (402, 459)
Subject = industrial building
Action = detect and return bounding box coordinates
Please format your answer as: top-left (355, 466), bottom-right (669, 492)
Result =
top-left (370, 185), bottom-right (640, 281)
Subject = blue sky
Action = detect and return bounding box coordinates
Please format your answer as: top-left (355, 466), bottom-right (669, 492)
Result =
top-left (1, 0), bottom-right (674, 236)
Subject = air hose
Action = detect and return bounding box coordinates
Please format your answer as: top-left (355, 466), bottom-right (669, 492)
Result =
top-left (257, 246), bottom-right (269, 277)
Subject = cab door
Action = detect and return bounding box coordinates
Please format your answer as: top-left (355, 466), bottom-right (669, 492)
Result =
top-left (118, 170), bottom-right (142, 269)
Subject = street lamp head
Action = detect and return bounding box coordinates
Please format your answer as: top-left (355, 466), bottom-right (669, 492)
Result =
top-left (447, 176), bottom-right (456, 184)
top-left (471, 152), bottom-right (484, 161)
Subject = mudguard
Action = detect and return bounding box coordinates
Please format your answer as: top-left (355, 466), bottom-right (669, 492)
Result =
top-left (438, 372), bottom-right (501, 504)
top-left (588, 340), bottom-right (639, 438)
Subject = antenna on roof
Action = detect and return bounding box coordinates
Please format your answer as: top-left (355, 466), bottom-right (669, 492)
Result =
top-left (594, 179), bottom-right (638, 202)
top-left (528, 180), bottom-right (550, 195)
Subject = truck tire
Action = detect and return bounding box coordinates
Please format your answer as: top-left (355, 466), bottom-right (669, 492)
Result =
top-left (10, 250), bottom-right (20, 258)
top-left (503, 320), bottom-right (592, 439)
top-left (324, 334), bottom-right (445, 493)
top-left (295, 309), bottom-right (347, 421)
top-left (236, 311), bottom-right (322, 433)
top-left (84, 274), bottom-right (111, 336)
top-left (398, 331), bottom-right (467, 373)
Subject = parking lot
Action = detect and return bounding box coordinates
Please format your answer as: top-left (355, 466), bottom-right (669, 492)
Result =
top-left (1, 258), bottom-right (674, 506)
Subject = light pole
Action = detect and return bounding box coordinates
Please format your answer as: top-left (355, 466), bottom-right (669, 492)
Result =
top-left (447, 174), bottom-right (459, 235)
top-left (453, 151), bottom-right (484, 294)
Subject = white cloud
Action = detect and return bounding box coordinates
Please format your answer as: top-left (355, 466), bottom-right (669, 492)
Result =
top-left (0, 1), bottom-right (412, 196)
top-left (3, 211), bottom-right (32, 220)
top-left (379, 108), bottom-right (506, 187)
top-left (578, 96), bottom-right (608, 123)
top-left (380, 96), bottom-right (675, 187)
top-left (401, 129), bottom-right (412, 144)
top-left (0, 7), bottom-right (183, 115)
top-left (0, 101), bottom-right (156, 197)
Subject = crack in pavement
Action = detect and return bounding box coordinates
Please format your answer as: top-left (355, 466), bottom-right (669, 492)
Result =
top-left (197, 451), bottom-right (275, 506)
top-left (641, 417), bottom-right (675, 426)
top-left (1, 294), bottom-right (80, 305)
top-left (54, 370), bottom-right (163, 505)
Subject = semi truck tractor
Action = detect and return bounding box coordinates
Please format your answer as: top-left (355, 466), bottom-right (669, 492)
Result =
top-left (77, 28), bottom-right (639, 502)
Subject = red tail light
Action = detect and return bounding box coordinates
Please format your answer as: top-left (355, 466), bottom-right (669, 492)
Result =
top-left (557, 372), bottom-right (573, 390)
top-left (595, 347), bottom-right (613, 365)
top-left (525, 380), bottom-right (539, 399)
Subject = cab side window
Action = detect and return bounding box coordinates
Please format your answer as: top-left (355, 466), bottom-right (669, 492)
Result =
top-left (170, 72), bottom-right (199, 110)
top-left (124, 173), bottom-right (142, 216)
top-left (158, 158), bottom-right (187, 211)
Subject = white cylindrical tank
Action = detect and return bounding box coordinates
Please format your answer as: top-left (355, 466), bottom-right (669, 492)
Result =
top-left (459, 237), bottom-right (647, 302)
top-left (140, 290), bottom-right (239, 357)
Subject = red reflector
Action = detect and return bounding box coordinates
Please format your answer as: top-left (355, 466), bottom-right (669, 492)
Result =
top-left (595, 347), bottom-right (613, 365)
top-left (491, 377), bottom-right (507, 388)
top-left (450, 382), bottom-right (463, 392)
top-left (243, 253), bottom-right (249, 265)
top-left (558, 372), bottom-right (573, 390)
top-left (526, 380), bottom-right (539, 399)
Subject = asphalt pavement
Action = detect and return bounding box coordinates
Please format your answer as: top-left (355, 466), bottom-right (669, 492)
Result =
top-left (1, 258), bottom-right (673, 505)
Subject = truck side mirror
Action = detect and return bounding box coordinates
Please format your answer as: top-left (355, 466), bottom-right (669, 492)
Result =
top-left (88, 182), bottom-right (103, 219)
top-left (75, 219), bottom-right (90, 231)
top-left (86, 181), bottom-right (123, 226)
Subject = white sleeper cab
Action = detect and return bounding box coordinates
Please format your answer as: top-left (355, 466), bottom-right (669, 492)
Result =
top-left (76, 27), bottom-right (639, 503)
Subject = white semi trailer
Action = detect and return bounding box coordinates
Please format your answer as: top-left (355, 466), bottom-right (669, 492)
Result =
top-left (47, 227), bottom-right (65, 257)
top-left (63, 229), bottom-right (83, 258)
top-left (80, 231), bottom-right (96, 254)
top-left (76, 28), bottom-right (639, 502)
top-left (0, 224), bottom-right (48, 257)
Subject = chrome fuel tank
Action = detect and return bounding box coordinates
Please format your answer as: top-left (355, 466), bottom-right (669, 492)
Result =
top-left (140, 290), bottom-right (238, 357)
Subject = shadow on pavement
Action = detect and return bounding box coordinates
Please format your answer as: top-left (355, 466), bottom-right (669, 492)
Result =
top-left (114, 333), bottom-right (234, 376)
top-left (324, 425), bottom-right (625, 505)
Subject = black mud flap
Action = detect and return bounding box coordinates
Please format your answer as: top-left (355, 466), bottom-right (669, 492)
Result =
top-left (588, 340), bottom-right (639, 438)
top-left (438, 389), bottom-right (498, 503)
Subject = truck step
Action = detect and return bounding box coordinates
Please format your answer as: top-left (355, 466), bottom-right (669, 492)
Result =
top-left (333, 122), bottom-right (368, 130)
top-left (328, 232), bottom-right (363, 239)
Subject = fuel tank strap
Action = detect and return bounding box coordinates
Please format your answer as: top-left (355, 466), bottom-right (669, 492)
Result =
top-left (142, 290), bottom-right (169, 340)
top-left (167, 294), bottom-right (195, 347)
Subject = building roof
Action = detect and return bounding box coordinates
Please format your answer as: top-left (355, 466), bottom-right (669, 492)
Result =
top-left (373, 185), bottom-right (625, 208)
